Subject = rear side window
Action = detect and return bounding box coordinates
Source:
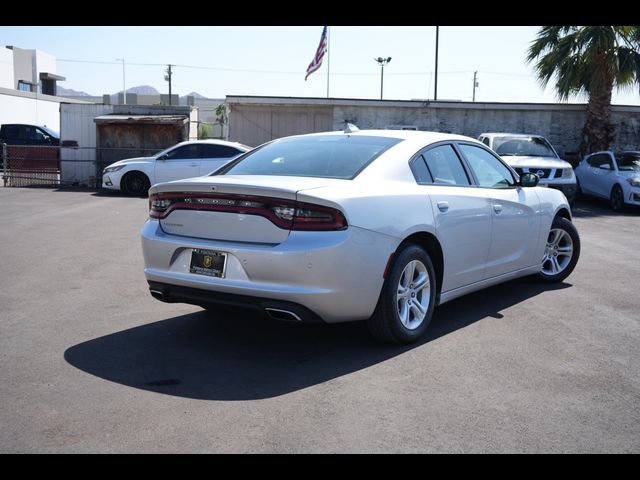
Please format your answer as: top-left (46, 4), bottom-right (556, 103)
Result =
top-left (201, 144), bottom-right (243, 158)
top-left (220, 135), bottom-right (402, 179)
top-left (422, 145), bottom-right (470, 186)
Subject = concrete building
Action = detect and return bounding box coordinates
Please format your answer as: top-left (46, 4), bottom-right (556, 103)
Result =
top-left (0, 45), bottom-right (87, 132)
top-left (226, 96), bottom-right (640, 157)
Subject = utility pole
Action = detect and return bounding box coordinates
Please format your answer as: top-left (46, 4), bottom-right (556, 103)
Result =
top-left (115, 58), bottom-right (126, 104)
top-left (473, 71), bottom-right (478, 102)
top-left (165, 64), bottom-right (173, 106)
top-left (434, 26), bottom-right (439, 101)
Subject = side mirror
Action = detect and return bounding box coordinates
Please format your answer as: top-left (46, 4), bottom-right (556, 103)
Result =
top-left (520, 172), bottom-right (539, 187)
top-left (158, 154), bottom-right (169, 161)
top-left (599, 164), bottom-right (611, 170)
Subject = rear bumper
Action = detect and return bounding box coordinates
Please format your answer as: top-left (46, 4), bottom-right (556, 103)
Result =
top-left (141, 220), bottom-right (395, 323)
top-left (148, 281), bottom-right (324, 323)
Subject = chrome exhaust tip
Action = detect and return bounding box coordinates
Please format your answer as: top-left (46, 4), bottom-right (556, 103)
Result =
top-left (264, 308), bottom-right (302, 322)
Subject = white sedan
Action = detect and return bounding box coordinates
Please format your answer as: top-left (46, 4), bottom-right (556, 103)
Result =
top-left (102, 139), bottom-right (251, 195)
top-left (141, 129), bottom-right (580, 344)
top-left (575, 151), bottom-right (640, 211)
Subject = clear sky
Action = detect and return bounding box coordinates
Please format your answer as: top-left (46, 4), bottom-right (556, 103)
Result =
top-left (1, 26), bottom-right (639, 105)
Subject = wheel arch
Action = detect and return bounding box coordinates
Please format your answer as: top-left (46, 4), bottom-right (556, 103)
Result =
top-left (555, 207), bottom-right (572, 222)
top-left (395, 232), bottom-right (444, 299)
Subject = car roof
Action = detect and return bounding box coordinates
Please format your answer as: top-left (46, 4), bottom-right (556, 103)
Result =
top-left (172, 139), bottom-right (251, 150)
top-left (479, 132), bottom-right (547, 139)
top-left (279, 129), bottom-right (476, 143)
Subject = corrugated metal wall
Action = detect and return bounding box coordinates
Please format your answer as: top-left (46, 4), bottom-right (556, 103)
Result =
top-left (229, 105), bottom-right (333, 147)
top-left (60, 103), bottom-right (113, 186)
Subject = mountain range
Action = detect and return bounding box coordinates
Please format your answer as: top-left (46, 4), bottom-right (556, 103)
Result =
top-left (57, 85), bottom-right (206, 99)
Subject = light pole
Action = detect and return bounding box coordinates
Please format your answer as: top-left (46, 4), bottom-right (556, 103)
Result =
top-left (115, 58), bottom-right (126, 104)
top-left (374, 57), bottom-right (391, 100)
top-left (434, 26), bottom-right (439, 101)
top-left (472, 71), bottom-right (479, 102)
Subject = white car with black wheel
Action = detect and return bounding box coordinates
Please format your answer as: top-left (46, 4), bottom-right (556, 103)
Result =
top-left (102, 139), bottom-right (250, 196)
top-left (141, 129), bottom-right (580, 344)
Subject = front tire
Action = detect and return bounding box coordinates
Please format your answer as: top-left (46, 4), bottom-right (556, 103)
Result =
top-left (536, 216), bottom-right (580, 283)
top-left (122, 171), bottom-right (150, 197)
top-left (610, 184), bottom-right (625, 212)
top-left (367, 245), bottom-right (436, 344)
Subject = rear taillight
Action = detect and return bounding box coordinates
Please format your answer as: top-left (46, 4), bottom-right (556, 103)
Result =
top-left (149, 193), bottom-right (347, 231)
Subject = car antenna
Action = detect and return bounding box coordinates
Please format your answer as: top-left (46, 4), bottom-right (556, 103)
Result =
top-left (344, 123), bottom-right (359, 134)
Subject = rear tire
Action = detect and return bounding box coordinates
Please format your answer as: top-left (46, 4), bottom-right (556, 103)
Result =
top-left (536, 216), bottom-right (580, 283)
top-left (610, 184), bottom-right (625, 212)
top-left (122, 171), bottom-right (150, 197)
top-left (367, 245), bottom-right (436, 344)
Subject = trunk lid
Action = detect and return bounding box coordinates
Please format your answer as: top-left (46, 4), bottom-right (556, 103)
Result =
top-left (151, 175), bottom-right (346, 244)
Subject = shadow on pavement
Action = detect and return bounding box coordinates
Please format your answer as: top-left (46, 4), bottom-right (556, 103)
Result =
top-left (572, 197), bottom-right (640, 218)
top-left (64, 278), bottom-right (571, 401)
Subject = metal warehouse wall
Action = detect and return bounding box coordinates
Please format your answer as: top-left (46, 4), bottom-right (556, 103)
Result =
top-left (227, 96), bottom-right (640, 157)
top-left (228, 104), bottom-right (333, 147)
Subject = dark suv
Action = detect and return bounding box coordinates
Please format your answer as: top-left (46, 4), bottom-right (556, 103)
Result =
top-left (0, 124), bottom-right (60, 146)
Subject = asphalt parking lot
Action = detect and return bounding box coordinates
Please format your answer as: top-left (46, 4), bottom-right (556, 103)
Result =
top-left (1, 186), bottom-right (638, 453)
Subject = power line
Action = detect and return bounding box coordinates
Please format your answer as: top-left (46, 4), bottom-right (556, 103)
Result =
top-left (57, 57), bottom-right (477, 77)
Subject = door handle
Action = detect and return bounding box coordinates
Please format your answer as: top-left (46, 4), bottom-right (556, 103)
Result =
top-left (493, 204), bottom-right (503, 214)
top-left (437, 201), bottom-right (449, 212)
top-left (189, 163), bottom-right (198, 167)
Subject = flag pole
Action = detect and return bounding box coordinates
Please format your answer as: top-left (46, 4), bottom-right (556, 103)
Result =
top-left (326, 26), bottom-right (331, 98)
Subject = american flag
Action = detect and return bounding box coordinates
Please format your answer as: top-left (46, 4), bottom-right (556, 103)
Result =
top-left (305, 26), bottom-right (328, 81)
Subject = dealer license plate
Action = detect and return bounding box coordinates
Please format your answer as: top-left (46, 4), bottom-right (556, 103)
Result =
top-left (190, 249), bottom-right (227, 278)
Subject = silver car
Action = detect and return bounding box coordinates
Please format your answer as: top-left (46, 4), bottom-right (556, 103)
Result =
top-left (574, 151), bottom-right (640, 212)
top-left (141, 129), bottom-right (580, 344)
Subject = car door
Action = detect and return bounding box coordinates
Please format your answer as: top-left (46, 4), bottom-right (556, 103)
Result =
top-left (199, 144), bottom-right (243, 175)
top-left (412, 143), bottom-right (493, 292)
top-left (591, 153), bottom-right (616, 198)
top-left (457, 143), bottom-right (541, 278)
top-left (154, 144), bottom-right (201, 184)
top-left (581, 153), bottom-right (607, 197)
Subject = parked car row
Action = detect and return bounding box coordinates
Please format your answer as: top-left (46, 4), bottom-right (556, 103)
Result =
top-left (97, 127), bottom-right (639, 344)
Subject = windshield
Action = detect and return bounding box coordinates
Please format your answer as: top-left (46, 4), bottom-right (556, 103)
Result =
top-left (615, 152), bottom-right (640, 171)
top-left (41, 125), bottom-right (59, 138)
top-left (218, 135), bottom-right (402, 179)
top-left (493, 136), bottom-right (557, 158)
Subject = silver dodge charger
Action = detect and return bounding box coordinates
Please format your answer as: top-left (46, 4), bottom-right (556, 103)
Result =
top-left (141, 129), bottom-right (580, 344)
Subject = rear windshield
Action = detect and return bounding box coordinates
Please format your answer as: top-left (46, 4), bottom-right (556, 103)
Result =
top-left (493, 136), bottom-right (557, 158)
top-left (218, 135), bottom-right (402, 179)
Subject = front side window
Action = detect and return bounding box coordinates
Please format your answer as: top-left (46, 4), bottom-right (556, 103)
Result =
top-left (164, 144), bottom-right (201, 160)
top-left (587, 153), bottom-right (613, 169)
top-left (459, 144), bottom-right (515, 189)
top-left (421, 144), bottom-right (470, 186)
top-left (220, 135), bottom-right (401, 180)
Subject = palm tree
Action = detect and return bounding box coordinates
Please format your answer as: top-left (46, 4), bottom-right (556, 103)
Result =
top-left (527, 26), bottom-right (640, 156)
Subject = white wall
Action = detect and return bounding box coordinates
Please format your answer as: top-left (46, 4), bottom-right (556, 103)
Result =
top-left (0, 49), bottom-right (14, 89)
top-left (0, 90), bottom-right (60, 131)
top-left (60, 103), bottom-right (113, 185)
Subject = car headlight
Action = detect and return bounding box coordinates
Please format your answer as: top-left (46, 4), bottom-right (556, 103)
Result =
top-left (627, 177), bottom-right (640, 187)
top-left (562, 168), bottom-right (575, 179)
top-left (103, 165), bottom-right (125, 174)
